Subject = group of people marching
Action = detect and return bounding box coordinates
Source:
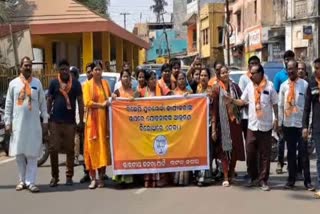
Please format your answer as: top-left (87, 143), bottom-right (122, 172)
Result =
top-left (3, 51), bottom-right (320, 198)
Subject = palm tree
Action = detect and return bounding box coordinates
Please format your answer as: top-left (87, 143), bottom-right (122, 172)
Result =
top-left (150, 0), bottom-right (168, 23)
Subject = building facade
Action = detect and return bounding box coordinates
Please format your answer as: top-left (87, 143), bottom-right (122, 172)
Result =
top-left (285, 0), bottom-right (320, 63)
top-left (173, 0), bottom-right (188, 40)
top-left (227, 0), bottom-right (286, 68)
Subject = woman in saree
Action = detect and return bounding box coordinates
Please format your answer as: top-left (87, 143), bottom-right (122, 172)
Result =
top-left (195, 67), bottom-right (214, 186)
top-left (211, 66), bottom-right (245, 187)
top-left (140, 70), bottom-right (172, 188)
top-left (173, 72), bottom-right (193, 186)
top-left (83, 61), bottom-right (111, 189)
top-left (112, 69), bottom-right (137, 187)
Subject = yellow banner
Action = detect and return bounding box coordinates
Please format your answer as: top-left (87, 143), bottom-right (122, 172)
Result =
top-left (110, 95), bottom-right (209, 175)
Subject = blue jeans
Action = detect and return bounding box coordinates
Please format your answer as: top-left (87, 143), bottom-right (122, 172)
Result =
top-left (313, 133), bottom-right (320, 189)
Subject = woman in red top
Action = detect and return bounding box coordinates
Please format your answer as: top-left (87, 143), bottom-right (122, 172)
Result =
top-left (211, 66), bottom-right (245, 187)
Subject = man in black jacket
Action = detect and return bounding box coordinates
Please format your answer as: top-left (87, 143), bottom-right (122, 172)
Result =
top-left (303, 58), bottom-right (320, 198)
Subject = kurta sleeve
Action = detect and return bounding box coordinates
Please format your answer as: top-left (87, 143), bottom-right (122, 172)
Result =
top-left (4, 82), bottom-right (14, 126)
top-left (83, 82), bottom-right (93, 107)
top-left (38, 81), bottom-right (49, 124)
top-left (278, 84), bottom-right (285, 127)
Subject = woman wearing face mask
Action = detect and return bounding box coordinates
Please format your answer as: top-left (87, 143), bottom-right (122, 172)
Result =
top-left (112, 69), bottom-right (137, 188)
top-left (82, 61), bottom-right (112, 189)
top-left (211, 66), bottom-right (245, 187)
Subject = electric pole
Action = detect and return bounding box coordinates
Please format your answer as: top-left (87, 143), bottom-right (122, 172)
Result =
top-left (120, 12), bottom-right (130, 30)
top-left (226, 0), bottom-right (231, 66)
top-left (161, 12), bottom-right (171, 59)
top-left (197, 0), bottom-right (201, 58)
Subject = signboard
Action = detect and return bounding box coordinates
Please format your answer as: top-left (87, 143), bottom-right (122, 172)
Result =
top-left (303, 25), bottom-right (313, 40)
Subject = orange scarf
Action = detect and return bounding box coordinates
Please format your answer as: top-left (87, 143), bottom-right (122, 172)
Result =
top-left (58, 74), bottom-right (72, 110)
top-left (208, 76), bottom-right (217, 87)
top-left (141, 84), bottom-right (162, 97)
top-left (88, 79), bottom-right (110, 140)
top-left (119, 86), bottom-right (134, 98)
top-left (137, 85), bottom-right (145, 93)
top-left (197, 83), bottom-right (207, 94)
top-left (218, 80), bottom-right (236, 122)
top-left (285, 79), bottom-right (298, 117)
top-left (174, 87), bottom-right (189, 95)
top-left (17, 74), bottom-right (32, 111)
top-left (254, 77), bottom-right (267, 119)
top-left (158, 78), bottom-right (171, 95)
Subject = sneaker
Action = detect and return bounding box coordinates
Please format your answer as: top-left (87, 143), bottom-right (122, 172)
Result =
top-left (88, 180), bottom-right (97, 189)
top-left (80, 174), bottom-right (91, 183)
top-left (49, 178), bottom-right (59, 187)
top-left (305, 183), bottom-right (315, 192)
top-left (246, 179), bottom-right (258, 187)
top-left (284, 182), bottom-right (295, 190)
top-left (276, 162), bottom-right (283, 174)
top-left (260, 182), bottom-right (271, 191)
top-left (65, 178), bottom-right (73, 186)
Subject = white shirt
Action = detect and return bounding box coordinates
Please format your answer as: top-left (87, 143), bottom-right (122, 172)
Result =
top-left (241, 80), bottom-right (278, 132)
top-left (278, 78), bottom-right (308, 128)
top-left (238, 73), bottom-right (251, 119)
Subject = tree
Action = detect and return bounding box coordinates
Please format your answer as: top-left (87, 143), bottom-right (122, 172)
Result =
top-left (150, 0), bottom-right (168, 23)
top-left (78, 0), bottom-right (109, 17)
top-left (0, 0), bottom-right (16, 23)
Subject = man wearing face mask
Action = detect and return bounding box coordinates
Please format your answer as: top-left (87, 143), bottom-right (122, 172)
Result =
top-left (273, 50), bottom-right (295, 174)
top-left (278, 60), bottom-right (314, 191)
top-left (4, 57), bottom-right (48, 193)
top-left (47, 59), bottom-right (84, 187)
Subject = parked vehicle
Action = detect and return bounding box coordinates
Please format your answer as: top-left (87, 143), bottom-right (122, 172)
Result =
top-left (0, 95), bottom-right (9, 155)
top-left (79, 72), bottom-right (120, 91)
top-left (229, 70), bottom-right (247, 84)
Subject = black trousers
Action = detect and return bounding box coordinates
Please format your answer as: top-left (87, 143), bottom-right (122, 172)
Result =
top-left (283, 127), bottom-right (311, 185)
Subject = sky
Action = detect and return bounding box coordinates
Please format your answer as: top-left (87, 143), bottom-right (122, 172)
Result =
top-left (109, 0), bottom-right (173, 32)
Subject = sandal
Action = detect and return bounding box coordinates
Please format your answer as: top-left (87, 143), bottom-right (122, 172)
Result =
top-left (16, 182), bottom-right (26, 191)
top-left (28, 184), bottom-right (40, 193)
top-left (222, 180), bottom-right (230, 187)
top-left (88, 180), bottom-right (97, 189)
top-left (315, 191), bottom-right (320, 199)
top-left (97, 179), bottom-right (105, 188)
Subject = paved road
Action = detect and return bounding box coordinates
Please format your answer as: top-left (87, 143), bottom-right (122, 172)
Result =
top-left (0, 156), bottom-right (318, 214)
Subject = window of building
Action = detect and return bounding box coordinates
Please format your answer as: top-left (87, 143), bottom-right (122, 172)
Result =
top-left (202, 28), bottom-right (209, 45)
top-left (192, 29), bottom-right (197, 48)
top-left (218, 27), bottom-right (224, 45)
top-left (156, 49), bottom-right (160, 55)
top-left (236, 11), bottom-right (241, 32)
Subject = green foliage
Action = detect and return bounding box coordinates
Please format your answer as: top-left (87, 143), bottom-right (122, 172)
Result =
top-left (78, 0), bottom-right (109, 17)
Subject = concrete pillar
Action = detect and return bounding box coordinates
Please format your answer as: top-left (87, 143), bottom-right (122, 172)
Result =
top-left (116, 37), bottom-right (123, 72)
top-left (44, 41), bottom-right (52, 73)
top-left (126, 42), bottom-right (134, 70)
top-left (82, 32), bottom-right (93, 72)
top-left (138, 48), bottom-right (146, 65)
top-left (102, 32), bottom-right (111, 65)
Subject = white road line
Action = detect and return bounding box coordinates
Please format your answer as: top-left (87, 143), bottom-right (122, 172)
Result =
top-left (0, 157), bottom-right (15, 165)
top-left (134, 188), bottom-right (147, 195)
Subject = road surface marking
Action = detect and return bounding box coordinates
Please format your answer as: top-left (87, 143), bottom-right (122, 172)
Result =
top-left (134, 188), bottom-right (147, 194)
top-left (0, 157), bottom-right (15, 165)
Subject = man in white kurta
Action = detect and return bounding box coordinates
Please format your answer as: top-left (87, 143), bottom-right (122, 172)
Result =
top-left (4, 57), bottom-right (48, 193)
